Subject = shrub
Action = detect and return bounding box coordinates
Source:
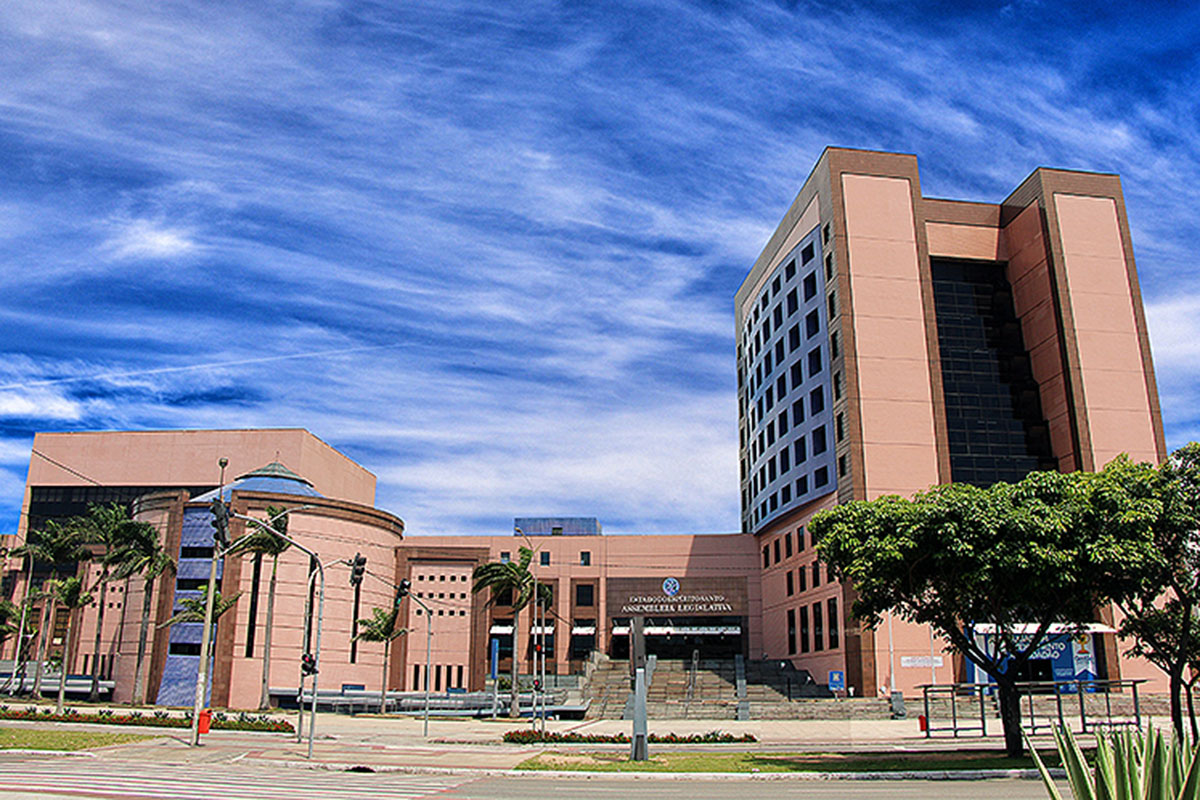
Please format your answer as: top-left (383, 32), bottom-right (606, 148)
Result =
top-left (0, 707), bottom-right (294, 733)
top-left (1029, 724), bottom-right (1200, 800)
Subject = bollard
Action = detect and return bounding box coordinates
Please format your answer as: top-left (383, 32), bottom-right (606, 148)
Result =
top-left (197, 709), bottom-right (212, 735)
top-left (918, 713), bottom-right (927, 732)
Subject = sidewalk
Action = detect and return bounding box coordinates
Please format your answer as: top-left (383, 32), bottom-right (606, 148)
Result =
top-left (5, 710), bottom-right (1156, 772)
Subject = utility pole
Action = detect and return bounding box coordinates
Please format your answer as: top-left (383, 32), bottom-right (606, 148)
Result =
top-left (191, 457), bottom-right (228, 747)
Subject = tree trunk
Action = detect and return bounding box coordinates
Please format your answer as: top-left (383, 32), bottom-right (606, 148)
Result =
top-left (56, 613), bottom-right (73, 715)
top-left (89, 572), bottom-right (108, 702)
top-left (381, 638), bottom-right (390, 714)
top-left (31, 596), bottom-right (55, 699)
top-left (1170, 663), bottom-right (1186, 738)
top-left (509, 612), bottom-right (520, 718)
top-left (1186, 677), bottom-right (1198, 741)
top-left (996, 678), bottom-right (1024, 758)
top-left (259, 555), bottom-right (279, 711)
top-left (133, 573), bottom-right (155, 705)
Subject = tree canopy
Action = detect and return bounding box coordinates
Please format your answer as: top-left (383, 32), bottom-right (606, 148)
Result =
top-left (811, 463), bottom-right (1159, 756)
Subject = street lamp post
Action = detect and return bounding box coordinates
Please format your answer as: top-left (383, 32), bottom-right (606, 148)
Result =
top-left (361, 569), bottom-right (431, 737)
top-left (190, 458), bottom-right (228, 748)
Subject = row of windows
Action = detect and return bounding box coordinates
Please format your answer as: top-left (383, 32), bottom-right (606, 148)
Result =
top-left (497, 551), bottom-right (591, 567)
top-left (415, 573), bottom-right (469, 582)
top-left (415, 591), bottom-right (468, 600)
top-left (412, 663), bottom-right (465, 692)
top-left (784, 562), bottom-right (832, 596)
top-left (748, 423), bottom-right (830, 495)
top-left (491, 584), bottom-right (595, 607)
top-left (786, 598), bottom-right (839, 655)
top-left (414, 608), bottom-right (468, 616)
top-left (761, 526), bottom-right (819, 568)
top-left (750, 467), bottom-right (830, 524)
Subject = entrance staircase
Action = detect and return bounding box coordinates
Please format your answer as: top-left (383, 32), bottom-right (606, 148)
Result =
top-left (582, 654), bottom-right (850, 719)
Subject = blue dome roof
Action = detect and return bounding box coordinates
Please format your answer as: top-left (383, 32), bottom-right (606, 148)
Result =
top-left (191, 461), bottom-right (324, 503)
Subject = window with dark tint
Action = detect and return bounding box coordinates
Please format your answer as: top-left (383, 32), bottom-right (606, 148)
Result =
top-left (790, 363), bottom-right (803, 386)
top-left (803, 272), bottom-right (817, 300)
top-left (808, 347), bottom-right (822, 377)
top-left (806, 310), bottom-right (820, 338)
top-left (786, 289), bottom-right (798, 315)
top-left (785, 261), bottom-right (796, 280)
top-left (828, 597), bottom-right (839, 649)
top-left (792, 399), bottom-right (805, 424)
top-left (773, 305), bottom-right (783, 327)
top-left (784, 531), bottom-right (793, 558)
top-left (787, 608), bottom-right (797, 653)
top-left (825, 253), bottom-right (833, 280)
top-left (812, 561), bottom-right (821, 587)
top-left (796, 475), bottom-right (808, 494)
top-left (799, 606), bottom-right (810, 653)
top-left (772, 276), bottom-right (781, 296)
top-left (776, 375), bottom-right (787, 398)
top-left (802, 242), bottom-right (815, 263)
top-left (789, 324), bottom-right (800, 351)
top-left (540, 551), bottom-right (550, 566)
top-left (798, 565), bottom-right (807, 592)
top-left (797, 527), bottom-right (806, 552)
top-left (575, 583), bottom-right (594, 606)
top-left (813, 602), bottom-right (824, 651)
top-left (794, 436), bottom-right (807, 464)
top-left (836, 413), bottom-right (845, 442)
top-left (762, 545), bottom-right (770, 569)
top-left (828, 292), bottom-right (837, 319)
top-left (814, 466), bottom-right (829, 487)
top-left (775, 340), bottom-right (784, 362)
top-left (500, 551), bottom-right (511, 563)
top-left (831, 331), bottom-right (840, 358)
top-left (780, 448), bottom-right (790, 473)
top-left (930, 258), bottom-right (1055, 485)
top-left (778, 410), bottom-right (789, 435)
top-left (810, 387), bottom-right (825, 415)
top-left (580, 551), bottom-right (591, 566)
top-left (812, 426), bottom-right (827, 454)
top-left (781, 485), bottom-right (791, 503)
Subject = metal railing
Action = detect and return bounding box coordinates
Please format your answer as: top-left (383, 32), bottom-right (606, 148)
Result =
top-left (920, 679), bottom-right (1146, 739)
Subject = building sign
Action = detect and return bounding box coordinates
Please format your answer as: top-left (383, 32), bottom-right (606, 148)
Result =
top-left (900, 655), bottom-right (944, 668)
top-left (607, 577), bottom-right (748, 617)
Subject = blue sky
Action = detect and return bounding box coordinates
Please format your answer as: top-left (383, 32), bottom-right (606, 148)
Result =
top-left (1, 1), bottom-right (1198, 535)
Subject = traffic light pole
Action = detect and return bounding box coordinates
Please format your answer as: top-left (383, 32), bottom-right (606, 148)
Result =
top-left (408, 593), bottom-right (433, 737)
top-left (191, 460), bottom-right (228, 748)
top-left (229, 507), bottom-right (323, 760)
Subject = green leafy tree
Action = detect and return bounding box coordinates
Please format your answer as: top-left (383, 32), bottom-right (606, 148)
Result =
top-left (227, 505), bottom-right (291, 710)
top-left (11, 522), bottom-right (93, 698)
top-left (352, 606), bottom-right (407, 713)
top-left (49, 576), bottom-right (92, 714)
top-left (70, 503), bottom-right (161, 702)
top-left (471, 547), bottom-right (550, 717)
top-left (1108, 443), bottom-right (1200, 738)
top-left (0, 598), bottom-right (21, 648)
top-left (108, 519), bottom-right (175, 705)
top-left (812, 466), bottom-right (1154, 757)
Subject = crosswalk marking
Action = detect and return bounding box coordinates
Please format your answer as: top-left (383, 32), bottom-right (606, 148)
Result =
top-left (0, 760), bottom-right (471, 800)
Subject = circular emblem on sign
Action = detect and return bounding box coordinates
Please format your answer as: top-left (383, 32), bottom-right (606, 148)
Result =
top-left (662, 577), bottom-right (680, 597)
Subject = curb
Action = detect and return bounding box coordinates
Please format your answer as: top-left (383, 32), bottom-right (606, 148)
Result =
top-left (240, 757), bottom-right (1066, 781)
top-left (0, 749), bottom-right (97, 757)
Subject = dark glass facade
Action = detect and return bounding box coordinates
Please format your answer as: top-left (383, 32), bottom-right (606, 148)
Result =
top-left (931, 258), bottom-right (1056, 486)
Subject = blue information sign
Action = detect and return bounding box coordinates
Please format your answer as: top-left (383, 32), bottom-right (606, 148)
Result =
top-left (490, 638), bottom-right (500, 680)
top-left (828, 670), bottom-right (845, 691)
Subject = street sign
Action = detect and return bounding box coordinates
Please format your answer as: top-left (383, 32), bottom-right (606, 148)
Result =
top-left (828, 670), bottom-right (845, 691)
top-left (490, 638), bottom-right (499, 680)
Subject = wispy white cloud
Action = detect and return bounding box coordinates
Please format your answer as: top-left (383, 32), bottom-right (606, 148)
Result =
top-left (101, 219), bottom-right (196, 260)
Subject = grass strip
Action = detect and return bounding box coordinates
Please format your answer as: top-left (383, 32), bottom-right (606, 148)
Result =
top-left (516, 749), bottom-right (1065, 773)
top-left (0, 727), bottom-right (159, 751)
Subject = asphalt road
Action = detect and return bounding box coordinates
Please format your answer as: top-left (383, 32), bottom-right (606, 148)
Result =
top-left (0, 756), bottom-right (1067, 800)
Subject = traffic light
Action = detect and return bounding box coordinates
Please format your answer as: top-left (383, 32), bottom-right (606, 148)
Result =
top-left (532, 679), bottom-right (542, 693)
top-left (349, 553), bottom-right (366, 586)
top-left (301, 652), bottom-right (318, 676)
top-left (394, 578), bottom-right (411, 606)
top-left (209, 497), bottom-right (230, 548)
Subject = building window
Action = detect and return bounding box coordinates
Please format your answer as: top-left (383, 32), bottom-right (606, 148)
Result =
top-left (500, 552), bottom-right (511, 563)
top-left (802, 242), bottom-right (815, 264)
top-left (787, 608), bottom-right (797, 655)
top-left (781, 485), bottom-right (791, 503)
top-left (806, 310), bottom-right (819, 338)
top-left (796, 475), bottom-right (808, 494)
top-left (791, 362), bottom-right (803, 387)
top-left (822, 224), bottom-right (831, 244)
top-left (540, 551), bottom-right (550, 566)
top-left (825, 253), bottom-right (833, 280)
top-left (575, 583), bottom-right (594, 606)
top-left (776, 374), bottom-right (787, 398)
top-left (800, 606), bottom-right (810, 653)
top-left (772, 275), bottom-right (781, 296)
top-left (773, 538), bottom-right (781, 564)
top-left (775, 340), bottom-right (784, 362)
top-left (778, 410), bottom-right (789, 435)
top-left (785, 260), bottom-right (796, 280)
top-left (768, 457), bottom-right (777, 481)
top-left (784, 531), bottom-right (793, 559)
top-left (786, 569), bottom-right (794, 597)
top-left (810, 387), bottom-right (825, 415)
top-left (803, 272), bottom-right (817, 301)
top-left (808, 347), bottom-right (822, 377)
top-left (457, 665), bottom-right (464, 688)
top-left (580, 551), bottom-right (591, 566)
top-left (762, 545), bottom-right (770, 569)
top-left (795, 436), bottom-right (807, 464)
top-left (814, 466), bottom-right (829, 487)
top-left (833, 371), bottom-right (842, 400)
top-left (413, 665), bottom-right (421, 690)
top-left (812, 561), bottom-right (821, 587)
top-left (836, 413), bottom-right (845, 442)
top-left (839, 454), bottom-right (849, 477)
top-left (828, 292), bottom-right (837, 319)
top-left (780, 448), bottom-right (790, 473)
top-left (812, 426), bottom-right (827, 454)
top-left (813, 602), bottom-right (824, 651)
top-left (797, 565), bottom-right (807, 592)
top-left (789, 324), bottom-right (800, 351)
top-left (828, 597), bottom-right (839, 649)
top-left (764, 350), bottom-right (772, 374)
top-left (792, 399), bottom-right (805, 424)
top-left (831, 331), bottom-right (840, 359)
top-left (797, 526), bottom-right (806, 552)
top-left (766, 422), bottom-right (775, 447)
top-left (786, 289), bottom-right (798, 315)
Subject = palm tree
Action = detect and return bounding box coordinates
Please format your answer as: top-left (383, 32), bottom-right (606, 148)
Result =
top-left (108, 521), bottom-right (175, 705)
top-left (226, 505), bottom-right (290, 710)
top-left (159, 587), bottom-right (242, 629)
top-left (50, 577), bottom-right (92, 714)
top-left (0, 599), bottom-right (21, 649)
top-left (12, 522), bottom-right (93, 698)
top-left (352, 606), bottom-right (406, 713)
top-left (471, 547), bottom-right (549, 717)
top-left (72, 503), bottom-right (158, 702)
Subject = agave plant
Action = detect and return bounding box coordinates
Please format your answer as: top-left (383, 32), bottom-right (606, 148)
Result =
top-left (1029, 724), bottom-right (1200, 800)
